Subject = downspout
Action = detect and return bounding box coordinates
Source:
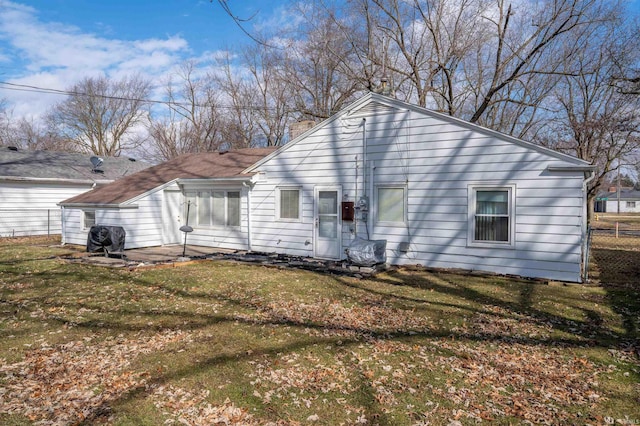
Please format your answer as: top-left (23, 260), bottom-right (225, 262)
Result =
top-left (581, 169), bottom-right (596, 282)
top-left (354, 155), bottom-right (358, 237)
top-left (60, 206), bottom-right (66, 245)
top-left (362, 118), bottom-right (367, 201)
top-left (362, 118), bottom-right (368, 238)
top-left (369, 160), bottom-right (375, 240)
top-left (243, 181), bottom-right (253, 252)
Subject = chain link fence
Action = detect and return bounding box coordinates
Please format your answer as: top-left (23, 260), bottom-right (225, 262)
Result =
top-left (587, 214), bottom-right (640, 287)
top-left (0, 208), bottom-right (62, 238)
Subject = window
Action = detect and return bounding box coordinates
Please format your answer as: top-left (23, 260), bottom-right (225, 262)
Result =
top-left (468, 185), bottom-right (515, 247)
top-left (227, 192), bottom-right (240, 226)
top-left (626, 201), bottom-right (636, 209)
top-left (186, 190), bottom-right (241, 228)
top-left (277, 187), bottom-right (301, 221)
top-left (83, 210), bottom-right (95, 230)
top-left (377, 186), bottom-right (406, 223)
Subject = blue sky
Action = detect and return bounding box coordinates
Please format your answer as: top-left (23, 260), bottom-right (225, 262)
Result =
top-left (0, 0), bottom-right (288, 118)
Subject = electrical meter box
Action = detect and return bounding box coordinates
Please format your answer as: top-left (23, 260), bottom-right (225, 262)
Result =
top-left (341, 201), bottom-right (355, 221)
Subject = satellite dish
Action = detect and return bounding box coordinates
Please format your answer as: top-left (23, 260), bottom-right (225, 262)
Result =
top-left (90, 156), bottom-right (104, 168)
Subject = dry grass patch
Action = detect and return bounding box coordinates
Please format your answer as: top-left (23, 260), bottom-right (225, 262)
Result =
top-left (1, 237), bottom-right (639, 425)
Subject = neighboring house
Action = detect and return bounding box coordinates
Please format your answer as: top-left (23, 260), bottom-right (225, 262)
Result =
top-left (594, 189), bottom-right (640, 213)
top-left (60, 93), bottom-right (595, 282)
top-left (0, 147), bottom-right (150, 237)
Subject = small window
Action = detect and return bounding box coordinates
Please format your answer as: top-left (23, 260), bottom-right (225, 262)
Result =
top-left (83, 210), bottom-right (95, 230)
top-left (277, 187), bottom-right (301, 221)
top-left (468, 185), bottom-right (515, 247)
top-left (377, 186), bottom-right (406, 223)
top-left (626, 201), bottom-right (636, 209)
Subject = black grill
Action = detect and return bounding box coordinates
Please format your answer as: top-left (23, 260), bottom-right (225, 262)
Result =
top-left (87, 225), bottom-right (126, 255)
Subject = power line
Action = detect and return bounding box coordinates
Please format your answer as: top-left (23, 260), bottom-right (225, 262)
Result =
top-left (0, 81), bottom-right (277, 111)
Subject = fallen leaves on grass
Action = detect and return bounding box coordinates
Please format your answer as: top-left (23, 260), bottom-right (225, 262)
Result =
top-left (244, 338), bottom-right (611, 424)
top-left (150, 385), bottom-right (260, 426)
top-left (235, 296), bottom-right (434, 339)
top-left (430, 340), bottom-right (607, 423)
top-left (0, 330), bottom-right (190, 425)
top-left (236, 299), bottom-right (626, 425)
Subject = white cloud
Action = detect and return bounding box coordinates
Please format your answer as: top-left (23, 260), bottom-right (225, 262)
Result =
top-left (0, 1), bottom-right (192, 118)
top-left (134, 37), bottom-right (188, 53)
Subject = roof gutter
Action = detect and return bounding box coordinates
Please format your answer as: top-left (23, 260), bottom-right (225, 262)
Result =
top-left (57, 202), bottom-right (139, 209)
top-left (0, 176), bottom-right (112, 185)
top-left (546, 165), bottom-right (596, 172)
top-left (176, 177), bottom-right (253, 185)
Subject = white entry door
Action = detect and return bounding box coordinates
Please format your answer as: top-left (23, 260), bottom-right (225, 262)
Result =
top-left (162, 190), bottom-right (183, 244)
top-left (314, 187), bottom-right (341, 259)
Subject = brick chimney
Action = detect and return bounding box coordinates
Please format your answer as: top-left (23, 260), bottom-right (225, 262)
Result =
top-left (289, 120), bottom-right (316, 140)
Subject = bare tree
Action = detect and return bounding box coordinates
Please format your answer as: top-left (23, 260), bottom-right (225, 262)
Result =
top-left (213, 53), bottom-right (261, 148)
top-left (15, 116), bottom-right (74, 151)
top-left (276, 4), bottom-right (362, 120)
top-left (47, 75), bottom-right (151, 156)
top-left (537, 9), bottom-right (640, 218)
top-left (325, 0), bottom-right (609, 134)
top-left (241, 45), bottom-right (293, 146)
top-left (0, 100), bottom-right (16, 147)
top-left (343, 0), bottom-right (485, 110)
top-left (147, 61), bottom-right (225, 161)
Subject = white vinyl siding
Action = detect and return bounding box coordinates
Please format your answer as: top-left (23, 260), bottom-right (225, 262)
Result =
top-left (62, 190), bottom-right (166, 249)
top-left (0, 181), bottom-right (94, 237)
top-left (249, 96), bottom-right (588, 282)
top-left (62, 185), bottom-right (249, 251)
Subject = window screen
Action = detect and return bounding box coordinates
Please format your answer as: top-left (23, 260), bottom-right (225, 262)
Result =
top-left (377, 187), bottom-right (405, 223)
top-left (279, 189), bottom-right (300, 220)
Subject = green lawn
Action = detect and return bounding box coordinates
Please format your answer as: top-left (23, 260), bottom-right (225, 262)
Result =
top-left (1, 237), bottom-right (639, 425)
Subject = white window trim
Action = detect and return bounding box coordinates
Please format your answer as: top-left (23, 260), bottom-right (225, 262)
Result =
top-left (82, 210), bottom-right (96, 230)
top-left (276, 186), bottom-right (302, 222)
top-left (375, 184), bottom-right (408, 225)
top-left (467, 184), bottom-right (516, 249)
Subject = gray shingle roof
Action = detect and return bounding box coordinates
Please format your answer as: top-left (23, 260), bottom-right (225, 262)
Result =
top-left (0, 146), bottom-right (151, 182)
